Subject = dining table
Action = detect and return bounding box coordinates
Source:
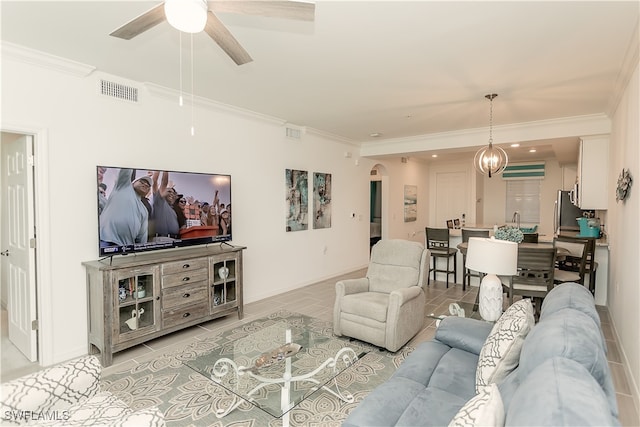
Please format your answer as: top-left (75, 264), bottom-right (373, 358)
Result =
top-left (455, 240), bottom-right (570, 316)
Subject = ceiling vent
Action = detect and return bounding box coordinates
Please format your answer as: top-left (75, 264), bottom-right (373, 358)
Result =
top-left (284, 123), bottom-right (306, 140)
top-left (100, 79), bottom-right (138, 102)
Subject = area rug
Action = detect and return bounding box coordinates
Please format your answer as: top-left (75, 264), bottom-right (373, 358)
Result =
top-left (101, 310), bottom-right (414, 426)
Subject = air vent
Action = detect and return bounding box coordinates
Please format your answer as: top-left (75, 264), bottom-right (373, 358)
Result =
top-left (100, 79), bottom-right (138, 102)
top-left (286, 127), bottom-right (301, 139)
top-left (370, 170), bottom-right (378, 176)
top-left (284, 123), bottom-right (306, 140)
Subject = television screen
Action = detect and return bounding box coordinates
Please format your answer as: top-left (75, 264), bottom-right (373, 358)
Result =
top-left (97, 166), bottom-right (231, 256)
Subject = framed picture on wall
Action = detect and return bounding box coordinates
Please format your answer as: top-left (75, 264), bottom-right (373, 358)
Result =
top-left (404, 185), bottom-right (417, 222)
top-left (313, 172), bottom-right (332, 229)
top-left (285, 169), bottom-right (308, 232)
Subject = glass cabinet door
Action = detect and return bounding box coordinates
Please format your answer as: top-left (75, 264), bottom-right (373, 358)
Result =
top-left (114, 266), bottom-right (159, 339)
top-left (211, 257), bottom-right (237, 311)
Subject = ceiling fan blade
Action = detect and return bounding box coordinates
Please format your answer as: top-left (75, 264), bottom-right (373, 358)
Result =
top-left (204, 10), bottom-right (253, 65)
top-left (209, 1), bottom-right (315, 21)
top-left (110, 3), bottom-right (166, 40)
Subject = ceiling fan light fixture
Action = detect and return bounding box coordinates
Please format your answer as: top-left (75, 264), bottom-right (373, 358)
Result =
top-left (165, 0), bottom-right (208, 33)
top-left (474, 93), bottom-right (508, 178)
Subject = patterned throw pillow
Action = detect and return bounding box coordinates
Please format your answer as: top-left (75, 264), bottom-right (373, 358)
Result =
top-left (449, 383), bottom-right (505, 427)
top-left (476, 299), bottom-right (534, 392)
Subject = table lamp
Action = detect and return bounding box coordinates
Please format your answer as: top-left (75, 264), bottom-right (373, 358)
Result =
top-left (465, 237), bottom-right (518, 321)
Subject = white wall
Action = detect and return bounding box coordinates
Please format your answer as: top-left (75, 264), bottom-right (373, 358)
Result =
top-left (2, 51), bottom-right (375, 363)
top-left (373, 158), bottom-right (431, 243)
top-left (608, 60), bottom-right (640, 412)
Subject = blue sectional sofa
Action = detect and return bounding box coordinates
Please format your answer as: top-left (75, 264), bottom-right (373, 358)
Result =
top-left (343, 282), bottom-right (618, 426)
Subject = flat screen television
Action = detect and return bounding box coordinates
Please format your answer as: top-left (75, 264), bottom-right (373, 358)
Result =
top-left (97, 166), bottom-right (232, 256)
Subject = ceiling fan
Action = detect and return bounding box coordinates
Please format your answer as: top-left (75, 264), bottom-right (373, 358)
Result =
top-left (109, 0), bottom-right (315, 66)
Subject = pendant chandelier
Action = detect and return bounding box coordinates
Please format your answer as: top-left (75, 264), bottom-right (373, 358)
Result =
top-left (474, 94), bottom-right (508, 177)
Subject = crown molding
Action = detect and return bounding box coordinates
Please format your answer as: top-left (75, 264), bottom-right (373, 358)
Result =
top-left (360, 114), bottom-right (611, 158)
top-left (1, 41), bottom-right (95, 77)
top-left (143, 82), bottom-right (286, 126)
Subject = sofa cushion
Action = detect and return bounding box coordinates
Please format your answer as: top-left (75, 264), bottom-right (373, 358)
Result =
top-left (540, 282), bottom-right (607, 351)
top-left (476, 299), bottom-right (534, 392)
top-left (367, 240), bottom-right (424, 293)
top-left (519, 307), bottom-right (618, 417)
top-left (506, 357), bottom-right (616, 426)
top-left (342, 375), bottom-right (467, 427)
top-left (449, 383), bottom-right (504, 427)
top-left (340, 292), bottom-right (389, 322)
top-left (435, 316), bottom-right (494, 355)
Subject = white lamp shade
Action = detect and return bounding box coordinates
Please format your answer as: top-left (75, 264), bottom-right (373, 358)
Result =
top-left (465, 237), bottom-right (518, 276)
top-left (165, 0), bottom-right (208, 33)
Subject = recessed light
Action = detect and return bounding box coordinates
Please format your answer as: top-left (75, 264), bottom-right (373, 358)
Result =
top-left (511, 143), bottom-right (520, 147)
top-left (529, 148), bottom-right (537, 153)
top-left (370, 132), bottom-right (381, 137)
top-left (431, 154), bottom-right (438, 158)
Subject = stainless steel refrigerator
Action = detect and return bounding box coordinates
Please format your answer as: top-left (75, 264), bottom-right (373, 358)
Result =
top-left (554, 190), bottom-right (590, 234)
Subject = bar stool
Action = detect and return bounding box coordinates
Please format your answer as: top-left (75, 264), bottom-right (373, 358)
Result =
top-left (461, 228), bottom-right (490, 290)
top-left (425, 227), bottom-right (457, 287)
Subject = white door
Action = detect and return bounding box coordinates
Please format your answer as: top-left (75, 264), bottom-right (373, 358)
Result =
top-left (2, 135), bottom-right (37, 361)
top-left (435, 171), bottom-right (468, 227)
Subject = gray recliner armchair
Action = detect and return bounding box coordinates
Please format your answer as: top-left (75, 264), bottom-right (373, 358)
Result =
top-left (334, 239), bottom-right (428, 352)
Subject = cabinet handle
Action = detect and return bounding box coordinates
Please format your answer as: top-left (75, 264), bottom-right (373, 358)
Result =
top-left (183, 293), bottom-right (190, 298)
top-left (182, 276), bottom-right (190, 282)
top-left (182, 264), bottom-right (190, 269)
top-left (156, 296), bottom-right (160, 300)
top-left (183, 312), bottom-right (190, 318)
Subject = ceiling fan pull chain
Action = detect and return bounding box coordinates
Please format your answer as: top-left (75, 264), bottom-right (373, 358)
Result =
top-left (179, 31), bottom-right (184, 107)
top-left (191, 32), bottom-right (195, 137)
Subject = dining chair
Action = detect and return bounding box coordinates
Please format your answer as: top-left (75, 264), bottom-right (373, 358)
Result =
top-left (553, 235), bottom-right (589, 286)
top-left (583, 237), bottom-right (598, 295)
top-left (461, 228), bottom-right (490, 291)
top-left (425, 227), bottom-right (457, 287)
top-left (521, 233), bottom-right (539, 243)
top-left (503, 246), bottom-right (557, 319)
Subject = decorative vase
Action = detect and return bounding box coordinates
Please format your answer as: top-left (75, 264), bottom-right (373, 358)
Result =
top-left (218, 266), bottom-right (229, 280)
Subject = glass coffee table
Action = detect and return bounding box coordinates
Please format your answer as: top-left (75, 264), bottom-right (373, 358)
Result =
top-left (184, 319), bottom-right (367, 426)
top-left (428, 300), bottom-right (484, 325)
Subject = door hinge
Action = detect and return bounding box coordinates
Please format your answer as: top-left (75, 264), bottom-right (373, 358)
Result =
top-left (29, 238), bottom-right (36, 249)
top-left (31, 319), bottom-right (38, 331)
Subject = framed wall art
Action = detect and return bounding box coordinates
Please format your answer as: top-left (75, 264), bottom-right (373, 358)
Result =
top-left (285, 169), bottom-right (308, 232)
top-left (313, 172), bottom-right (332, 229)
top-left (404, 185), bottom-right (417, 222)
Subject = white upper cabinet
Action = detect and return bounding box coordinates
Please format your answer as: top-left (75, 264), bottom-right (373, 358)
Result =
top-left (577, 135), bottom-right (609, 209)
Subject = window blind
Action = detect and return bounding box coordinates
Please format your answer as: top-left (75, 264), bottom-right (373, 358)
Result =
top-left (502, 162), bottom-right (545, 180)
top-left (505, 179), bottom-right (541, 223)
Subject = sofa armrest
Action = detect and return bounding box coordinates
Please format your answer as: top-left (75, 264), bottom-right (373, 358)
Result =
top-left (1, 355), bottom-right (101, 422)
top-left (389, 286), bottom-right (423, 306)
top-left (435, 316), bottom-right (493, 355)
top-left (335, 278), bottom-right (370, 296)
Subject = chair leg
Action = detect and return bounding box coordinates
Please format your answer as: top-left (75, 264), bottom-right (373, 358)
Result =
top-left (453, 255), bottom-right (457, 285)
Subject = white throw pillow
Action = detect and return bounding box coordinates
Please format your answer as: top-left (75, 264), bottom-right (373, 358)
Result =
top-left (449, 383), bottom-right (505, 427)
top-left (476, 298), bottom-right (534, 392)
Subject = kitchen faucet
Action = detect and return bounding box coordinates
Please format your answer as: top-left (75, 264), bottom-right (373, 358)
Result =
top-left (512, 211), bottom-right (521, 229)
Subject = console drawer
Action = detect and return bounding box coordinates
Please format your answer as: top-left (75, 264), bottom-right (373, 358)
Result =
top-left (162, 283), bottom-right (208, 310)
top-left (162, 301), bottom-right (208, 329)
top-left (162, 269), bottom-right (208, 289)
top-left (162, 258), bottom-right (208, 276)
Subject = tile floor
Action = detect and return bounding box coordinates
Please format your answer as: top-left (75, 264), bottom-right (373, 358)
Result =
top-left (2, 269), bottom-right (638, 425)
